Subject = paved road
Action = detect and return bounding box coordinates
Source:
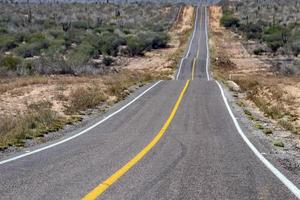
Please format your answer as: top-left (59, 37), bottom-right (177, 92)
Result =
top-left (0, 6), bottom-right (299, 200)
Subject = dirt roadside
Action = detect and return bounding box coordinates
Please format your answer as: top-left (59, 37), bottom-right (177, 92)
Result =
top-left (0, 6), bottom-right (195, 150)
top-left (209, 6), bottom-right (300, 174)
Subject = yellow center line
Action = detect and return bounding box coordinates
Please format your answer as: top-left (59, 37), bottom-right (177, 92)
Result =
top-left (82, 80), bottom-right (190, 200)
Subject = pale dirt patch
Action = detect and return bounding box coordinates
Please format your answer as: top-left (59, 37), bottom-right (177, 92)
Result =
top-left (0, 76), bottom-right (105, 117)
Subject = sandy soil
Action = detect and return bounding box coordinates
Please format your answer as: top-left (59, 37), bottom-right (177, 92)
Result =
top-left (0, 6), bottom-right (194, 118)
top-left (0, 76), bottom-right (105, 117)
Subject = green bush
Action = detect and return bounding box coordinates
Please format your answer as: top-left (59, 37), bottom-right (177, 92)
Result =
top-left (291, 41), bottom-right (300, 56)
top-left (263, 25), bottom-right (284, 35)
top-left (262, 26), bottom-right (286, 52)
top-left (67, 42), bottom-right (96, 64)
top-left (72, 21), bottom-right (90, 30)
top-left (24, 33), bottom-right (47, 43)
top-left (239, 23), bottom-right (262, 40)
top-left (0, 35), bottom-right (18, 51)
top-left (103, 56), bottom-right (114, 66)
top-left (64, 29), bottom-right (84, 46)
top-left (0, 55), bottom-right (22, 70)
top-left (125, 35), bottom-right (145, 56)
top-left (0, 27), bottom-right (8, 33)
top-left (137, 31), bottom-right (169, 50)
top-left (15, 40), bottom-right (49, 58)
top-left (220, 11), bottom-right (240, 28)
top-left (46, 39), bottom-right (65, 55)
top-left (48, 29), bottom-right (64, 39)
top-left (98, 32), bottom-right (125, 56)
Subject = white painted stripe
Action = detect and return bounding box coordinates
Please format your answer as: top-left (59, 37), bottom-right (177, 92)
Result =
top-left (0, 81), bottom-right (162, 165)
top-left (215, 81), bottom-right (300, 199)
top-left (205, 6), bottom-right (210, 81)
top-left (176, 6), bottom-right (199, 80)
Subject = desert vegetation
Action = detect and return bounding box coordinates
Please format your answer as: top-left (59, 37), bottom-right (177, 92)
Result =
top-left (219, 0), bottom-right (300, 75)
top-left (0, 1), bottom-right (179, 76)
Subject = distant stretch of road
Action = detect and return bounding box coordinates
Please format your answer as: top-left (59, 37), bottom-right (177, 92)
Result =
top-left (0, 6), bottom-right (299, 200)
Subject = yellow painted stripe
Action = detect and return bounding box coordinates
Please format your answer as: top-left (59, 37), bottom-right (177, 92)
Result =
top-left (82, 80), bottom-right (190, 200)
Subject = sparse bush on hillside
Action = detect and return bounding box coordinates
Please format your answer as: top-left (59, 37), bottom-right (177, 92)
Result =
top-left (0, 35), bottom-right (17, 51)
top-left (15, 40), bottom-right (49, 58)
top-left (220, 10), bottom-right (240, 28)
top-left (0, 55), bottom-right (22, 70)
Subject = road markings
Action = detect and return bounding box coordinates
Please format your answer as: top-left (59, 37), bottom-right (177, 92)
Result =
top-left (82, 80), bottom-right (190, 200)
top-left (176, 6), bottom-right (199, 80)
top-left (205, 6), bottom-right (210, 81)
top-left (0, 81), bottom-right (162, 165)
top-left (215, 81), bottom-right (300, 199)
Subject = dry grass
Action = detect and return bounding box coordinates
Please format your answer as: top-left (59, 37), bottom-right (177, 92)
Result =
top-left (0, 76), bottom-right (49, 94)
top-left (0, 101), bottom-right (74, 149)
top-left (66, 86), bottom-right (107, 114)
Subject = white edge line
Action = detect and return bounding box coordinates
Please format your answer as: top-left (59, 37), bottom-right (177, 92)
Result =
top-left (215, 80), bottom-right (300, 199)
top-left (176, 6), bottom-right (199, 80)
top-left (205, 6), bottom-right (210, 81)
top-left (0, 81), bottom-right (163, 165)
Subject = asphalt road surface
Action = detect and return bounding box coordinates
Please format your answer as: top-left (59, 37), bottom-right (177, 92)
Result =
top-left (0, 6), bottom-right (299, 200)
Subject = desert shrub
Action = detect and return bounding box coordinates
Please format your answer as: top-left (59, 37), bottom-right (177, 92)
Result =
top-left (263, 25), bottom-right (284, 35)
top-left (83, 32), bottom-right (101, 48)
top-left (0, 101), bottom-right (63, 148)
top-left (67, 42), bottom-right (96, 64)
top-left (32, 56), bottom-right (74, 75)
top-left (0, 35), bottom-right (18, 51)
top-left (239, 23), bottom-right (262, 39)
top-left (103, 56), bottom-right (114, 66)
top-left (125, 35), bottom-right (145, 56)
top-left (64, 29), bottom-right (84, 46)
top-left (48, 29), bottom-right (64, 39)
top-left (291, 41), bottom-right (300, 56)
top-left (24, 32), bottom-right (47, 43)
top-left (98, 32), bottom-right (125, 56)
top-left (0, 27), bottom-right (8, 33)
top-left (95, 26), bottom-right (115, 34)
top-left (15, 39), bottom-right (49, 58)
top-left (46, 39), bottom-right (65, 55)
top-left (72, 21), bottom-right (89, 30)
top-left (220, 10), bottom-right (240, 28)
top-left (262, 25), bottom-right (287, 52)
top-left (0, 55), bottom-right (22, 70)
top-left (136, 31), bottom-right (170, 51)
top-left (67, 86), bottom-right (107, 114)
top-left (43, 19), bottom-right (57, 29)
